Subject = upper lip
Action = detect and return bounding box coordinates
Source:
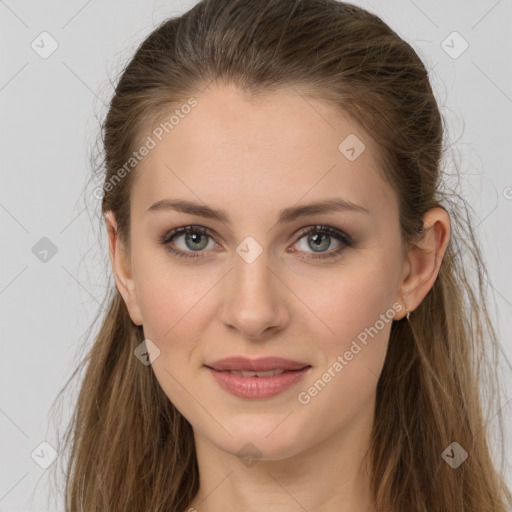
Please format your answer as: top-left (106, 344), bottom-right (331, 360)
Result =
top-left (205, 356), bottom-right (311, 372)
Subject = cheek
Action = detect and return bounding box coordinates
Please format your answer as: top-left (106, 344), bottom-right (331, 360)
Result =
top-left (132, 258), bottom-right (214, 415)
top-left (295, 264), bottom-right (395, 429)
top-left (296, 250), bottom-right (399, 346)
top-left (293, 250), bottom-right (398, 405)
top-left (131, 242), bottom-right (214, 342)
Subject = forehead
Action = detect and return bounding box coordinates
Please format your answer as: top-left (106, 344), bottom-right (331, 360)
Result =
top-left (131, 84), bottom-right (396, 221)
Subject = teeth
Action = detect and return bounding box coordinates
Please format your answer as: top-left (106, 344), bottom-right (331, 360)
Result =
top-left (228, 368), bottom-right (285, 377)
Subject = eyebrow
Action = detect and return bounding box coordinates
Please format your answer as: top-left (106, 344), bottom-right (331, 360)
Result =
top-left (146, 198), bottom-right (370, 224)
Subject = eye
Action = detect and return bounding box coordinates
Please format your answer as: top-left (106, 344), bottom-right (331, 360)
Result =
top-left (159, 225), bottom-right (218, 259)
top-left (291, 224), bottom-right (353, 260)
top-left (159, 224), bottom-right (353, 260)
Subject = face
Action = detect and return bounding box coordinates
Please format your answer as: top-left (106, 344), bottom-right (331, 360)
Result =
top-left (110, 83), bottom-right (410, 460)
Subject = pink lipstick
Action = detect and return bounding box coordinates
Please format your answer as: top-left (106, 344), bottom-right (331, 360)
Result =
top-left (204, 356), bottom-right (312, 399)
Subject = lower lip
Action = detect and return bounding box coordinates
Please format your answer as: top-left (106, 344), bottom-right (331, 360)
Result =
top-left (205, 366), bottom-right (311, 399)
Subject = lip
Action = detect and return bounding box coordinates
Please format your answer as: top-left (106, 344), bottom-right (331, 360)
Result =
top-left (204, 357), bottom-right (312, 400)
top-left (205, 356), bottom-right (310, 372)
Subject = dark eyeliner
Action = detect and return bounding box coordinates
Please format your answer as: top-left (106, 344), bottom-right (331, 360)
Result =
top-left (159, 224), bottom-right (353, 260)
top-left (158, 225), bottom-right (215, 259)
top-left (292, 224), bottom-right (353, 260)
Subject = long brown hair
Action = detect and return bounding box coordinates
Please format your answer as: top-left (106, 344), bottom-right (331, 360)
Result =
top-left (50, 1), bottom-right (512, 510)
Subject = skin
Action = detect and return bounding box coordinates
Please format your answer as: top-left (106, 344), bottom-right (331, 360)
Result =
top-left (105, 83), bottom-right (450, 512)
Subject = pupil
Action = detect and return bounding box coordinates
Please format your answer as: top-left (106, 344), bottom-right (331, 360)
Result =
top-left (186, 232), bottom-right (207, 250)
top-left (309, 233), bottom-right (329, 252)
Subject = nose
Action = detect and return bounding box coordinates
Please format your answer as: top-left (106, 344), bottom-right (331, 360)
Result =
top-left (219, 248), bottom-right (290, 340)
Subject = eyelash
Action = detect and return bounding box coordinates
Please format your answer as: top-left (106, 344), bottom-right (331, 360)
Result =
top-left (159, 224), bottom-right (354, 261)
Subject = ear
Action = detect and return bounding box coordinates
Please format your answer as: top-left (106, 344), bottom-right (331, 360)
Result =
top-left (104, 210), bottom-right (143, 326)
top-left (395, 207), bottom-right (451, 320)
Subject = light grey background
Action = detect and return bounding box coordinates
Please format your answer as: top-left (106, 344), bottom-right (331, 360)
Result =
top-left (1, 0), bottom-right (511, 510)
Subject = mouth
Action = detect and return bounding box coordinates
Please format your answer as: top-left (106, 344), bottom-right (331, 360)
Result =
top-left (204, 367), bottom-right (310, 377)
top-left (204, 364), bottom-right (312, 399)
top-left (204, 356), bottom-right (311, 373)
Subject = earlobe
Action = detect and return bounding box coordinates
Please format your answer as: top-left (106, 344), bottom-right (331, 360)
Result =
top-left (104, 211), bottom-right (143, 326)
top-left (397, 207), bottom-right (451, 318)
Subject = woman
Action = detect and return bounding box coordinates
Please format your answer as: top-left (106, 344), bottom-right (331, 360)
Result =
top-left (56, 0), bottom-right (512, 510)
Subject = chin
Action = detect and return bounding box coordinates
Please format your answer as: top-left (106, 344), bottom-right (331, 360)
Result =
top-left (204, 420), bottom-right (308, 462)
